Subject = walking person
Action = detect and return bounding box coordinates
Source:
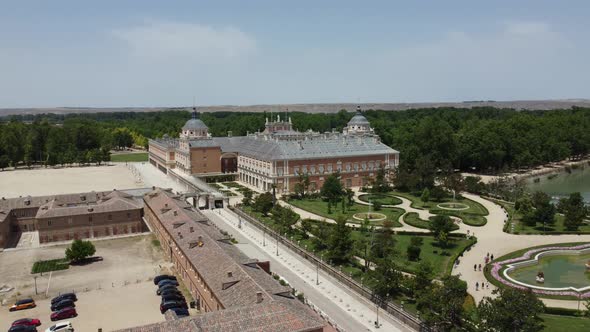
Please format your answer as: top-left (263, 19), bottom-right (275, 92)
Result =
top-left (491, 254), bottom-right (494, 261)
top-left (474, 264), bottom-right (477, 271)
top-left (478, 264), bottom-right (482, 271)
top-left (476, 282), bottom-right (479, 291)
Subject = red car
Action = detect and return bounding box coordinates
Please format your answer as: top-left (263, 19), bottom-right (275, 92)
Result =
top-left (50, 307), bottom-right (77, 321)
top-left (11, 318), bottom-right (41, 327)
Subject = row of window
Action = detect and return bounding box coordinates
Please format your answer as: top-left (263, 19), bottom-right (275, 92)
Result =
top-left (288, 160), bottom-right (382, 176)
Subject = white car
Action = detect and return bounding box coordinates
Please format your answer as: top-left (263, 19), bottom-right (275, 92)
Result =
top-left (45, 321), bottom-right (74, 332)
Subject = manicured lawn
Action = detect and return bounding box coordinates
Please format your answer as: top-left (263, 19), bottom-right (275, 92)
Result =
top-left (31, 258), bottom-right (70, 274)
top-left (110, 152), bottom-right (148, 162)
top-left (390, 191), bottom-right (489, 226)
top-left (208, 183), bottom-right (222, 189)
top-left (541, 314), bottom-right (590, 331)
top-left (220, 189), bottom-right (238, 196)
top-left (358, 194), bottom-right (402, 206)
top-left (288, 198), bottom-right (403, 227)
top-left (222, 182), bottom-right (247, 190)
top-left (403, 212), bottom-right (460, 231)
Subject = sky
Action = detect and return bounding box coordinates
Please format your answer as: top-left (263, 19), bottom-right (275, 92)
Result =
top-left (1, 0), bottom-right (589, 108)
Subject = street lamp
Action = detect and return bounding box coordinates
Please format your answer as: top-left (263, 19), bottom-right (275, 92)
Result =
top-left (316, 258), bottom-right (319, 285)
top-left (276, 234), bottom-right (279, 256)
top-left (263, 228), bottom-right (266, 247)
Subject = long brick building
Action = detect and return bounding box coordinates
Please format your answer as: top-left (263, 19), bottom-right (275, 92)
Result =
top-left (0, 190), bottom-right (143, 248)
top-left (149, 107), bottom-right (399, 193)
top-left (121, 187), bottom-right (329, 332)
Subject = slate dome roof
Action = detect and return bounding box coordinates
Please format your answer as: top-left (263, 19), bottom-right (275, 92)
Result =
top-left (348, 113), bottom-right (370, 125)
top-left (182, 109), bottom-right (208, 130)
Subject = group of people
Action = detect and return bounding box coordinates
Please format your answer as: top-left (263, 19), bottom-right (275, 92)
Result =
top-left (473, 252), bottom-right (494, 291)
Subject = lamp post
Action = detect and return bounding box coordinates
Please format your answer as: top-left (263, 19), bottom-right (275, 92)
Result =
top-left (276, 234), bottom-right (279, 256)
top-left (263, 228), bottom-right (266, 247)
top-left (34, 276), bottom-right (38, 295)
top-left (316, 258), bottom-right (319, 285)
top-left (375, 301), bottom-right (380, 328)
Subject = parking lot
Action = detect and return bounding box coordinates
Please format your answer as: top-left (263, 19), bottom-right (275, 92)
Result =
top-left (0, 281), bottom-right (163, 331)
top-left (0, 235), bottom-right (173, 331)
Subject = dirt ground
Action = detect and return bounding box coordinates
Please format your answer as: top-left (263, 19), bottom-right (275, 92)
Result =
top-left (0, 235), bottom-right (168, 303)
top-left (0, 164), bottom-right (143, 198)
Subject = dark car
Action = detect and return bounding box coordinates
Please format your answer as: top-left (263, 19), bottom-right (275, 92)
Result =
top-left (156, 284), bottom-right (178, 295)
top-left (159, 289), bottom-right (182, 298)
top-left (50, 300), bottom-right (75, 312)
top-left (50, 307), bottom-right (77, 321)
top-left (11, 318), bottom-right (41, 327)
top-left (157, 279), bottom-right (179, 288)
top-left (160, 301), bottom-right (188, 314)
top-left (161, 293), bottom-right (185, 303)
top-left (168, 307), bottom-right (189, 317)
top-left (153, 275), bottom-right (177, 285)
top-left (51, 293), bottom-right (77, 305)
top-left (7, 325), bottom-right (37, 332)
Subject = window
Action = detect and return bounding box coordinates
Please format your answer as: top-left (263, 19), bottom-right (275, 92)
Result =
top-left (108, 214), bottom-right (112, 221)
top-left (277, 168), bottom-right (283, 176)
top-left (354, 163), bottom-right (359, 171)
top-left (346, 163), bottom-right (351, 172)
top-left (310, 165), bottom-right (316, 174)
top-left (368, 161), bottom-right (375, 170)
top-left (362, 162), bottom-right (367, 170)
top-left (48, 220), bottom-right (52, 226)
top-left (293, 166), bottom-right (300, 175)
top-left (302, 165), bottom-right (308, 174)
top-left (127, 212), bottom-right (131, 219)
top-left (89, 216), bottom-right (93, 222)
top-left (318, 165), bottom-right (324, 173)
top-left (327, 164), bottom-right (333, 173)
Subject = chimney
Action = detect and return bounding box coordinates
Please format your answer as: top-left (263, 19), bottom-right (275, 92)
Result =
top-left (165, 203), bottom-right (168, 208)
top-left (178, 232), bottom-right (183, 239)
top-left (189, 227), bottom-right (194, 233)
top-left (256, 292), bottom-right (263, 303)
top-left (152, 186), bottom-right (156, 190)
top-left (198, 235), bottom-right (203, 243)
top-left (173, 211), bottom-right (178, 216)
top-left (227, 271), bottom-right (233, 278)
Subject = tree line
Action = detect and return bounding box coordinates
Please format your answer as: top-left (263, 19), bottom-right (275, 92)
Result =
top-left (2, 107), bottom-right (589, 172)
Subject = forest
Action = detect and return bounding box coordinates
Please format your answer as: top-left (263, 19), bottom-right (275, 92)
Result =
top-left (0, 106), bottom-right (589, 173)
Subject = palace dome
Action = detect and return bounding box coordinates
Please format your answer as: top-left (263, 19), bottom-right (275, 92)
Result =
top-left (347, 113), bottom-right (370, 126)
top-left (182, 109), bottom-right (208, 130)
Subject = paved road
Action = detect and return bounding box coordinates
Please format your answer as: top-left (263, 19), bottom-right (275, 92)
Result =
top-left (203, 208), bottom-right (413, 332)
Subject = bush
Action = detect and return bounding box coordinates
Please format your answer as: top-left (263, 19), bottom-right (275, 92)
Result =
top-left (373, 201), bottom-right (383, 211)
top-left (407, 245), bottom-right (421, 261)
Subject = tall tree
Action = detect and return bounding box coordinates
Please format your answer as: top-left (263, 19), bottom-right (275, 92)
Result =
top-left (478, 288), bottom-right (545, 332)
top-left (417, 275), bottom-right (467, 331)
top-left (326, 216), bottom-right (354, 264)
top-left (429, 215), bottom-right (455, 247)
top-left (371, 253), bottom-right (402, 300)
top-left (562, 192), bottom-right (588, 231)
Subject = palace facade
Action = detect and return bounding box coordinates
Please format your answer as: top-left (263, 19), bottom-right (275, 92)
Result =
top-left (149, 107), bottom-right (399, 193)
top-left (0, 190), bottom-right (144, 248)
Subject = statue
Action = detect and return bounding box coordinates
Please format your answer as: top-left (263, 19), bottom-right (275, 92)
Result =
top-left (536, 271), bottom-right (545, 283)
top-left (585, 260), bottom-right (590, 270)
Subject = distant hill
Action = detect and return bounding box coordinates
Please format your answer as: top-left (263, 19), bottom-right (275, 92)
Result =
top-left (1, 99), bottom-right (589, 116)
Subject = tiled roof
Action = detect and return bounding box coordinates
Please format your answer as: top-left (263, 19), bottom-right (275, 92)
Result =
top-left (137, 188), bottom-right (326, 332)
top-left (35, 190), bottom-right (141, 219)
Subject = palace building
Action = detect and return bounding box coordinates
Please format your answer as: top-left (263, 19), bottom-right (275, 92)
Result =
top-left (0, 190), bottom-right (144, 248)
top-left (148, 107), bottom-right (399, 193)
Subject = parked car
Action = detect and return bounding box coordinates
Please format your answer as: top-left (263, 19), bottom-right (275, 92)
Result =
top-left (50, 307), bottom-right (77, 321)
top-left (50, 300), bottom-right (75, 312)
top-left (161, 293), bottom-right (185, 303)
top-left (11, 319), bottom-right (41, 327)
top-left (153, 275), bottom-right (177, 285)
top-left (157, 279), bottom-right (179, 288)
top-left (168, 307), bottom-right (189, 317)
top-left (50, 293), bottom-right (77, 305)
top-left (45, 321), bottom-right (74, 332)
top-left (8, 326), bottom-right (37, 332)
top-left (160, 300), bottom-right (188, 314)
top-left (156, 284), bottom-right (178, 295)
top-left (9, 298), bottom-right (36, 312)
top-left (159, 289), bottom-right (182, 297)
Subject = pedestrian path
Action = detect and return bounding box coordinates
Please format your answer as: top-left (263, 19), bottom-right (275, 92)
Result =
top-left (204, 208), bottom-right (413, 332)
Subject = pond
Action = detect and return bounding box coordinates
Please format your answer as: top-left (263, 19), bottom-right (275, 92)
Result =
top-left (526, 165), bottom-right (590, 203)
top-left (506, 251), bottom-right (590, 291)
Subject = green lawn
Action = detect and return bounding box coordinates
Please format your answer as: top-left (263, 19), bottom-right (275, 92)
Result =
top-left (288, 198), bottom-right (403, 227)
top-left (358, 193), bottom-right (402, 206)
top-left (222, 182), bottom-right (247, 190)
top-left (220, 189), bottom-right (238, 197)
top-left (389, 191), bottom-right (489, 226)
top-left (31, 258), bottom-right (70, 274)
top-left (110, 152), bottom-right (148, 162)
top-left (541, 314), bottom-right (590, 331)
top-left (403, 212), bottom-right (460, 231)
top-left (208, 183), bottom-right (222, 189)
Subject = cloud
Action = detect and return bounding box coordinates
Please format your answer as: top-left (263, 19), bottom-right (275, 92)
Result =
top-left (112, 20), bottom-right (256, 61)
top-left (503, 21), bottom-right (551, 36)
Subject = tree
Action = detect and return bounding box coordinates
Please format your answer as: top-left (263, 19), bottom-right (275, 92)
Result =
top-left (412, 260), bottom-right (434, 296)
top-left (442, 172), bottom-right (464, 200)
top-left (0, 155), bottom-right (10, 171)
top-left (295, 173), bottom-right (310, 198)
top-left (407, 236), bottom-right (423, 261)
top-left (429, 215), bottom-right (455, 247)
top-left (417, 275), bottom-right (467, 331)
top-left (253, 192), bottom-right (274, 216)
top-left (112, 128), bottom-right (134, 150)
top-left (371, 164), bottom-right (390, 193)
top-left (478, 288), bottom-right (545, 332)
top-left (562, 192), bottom-right (588, 231)
top-left (526, 191), bottom-right (556, 228)
top-left (65, 239), bottom-right (96, 263)
top-left (371, 253), bottom-right (402, 300)
top-left (345, 188), bottom-right (355, 207)
top-left (420, 188), bottom-right (430, 203)
top-left (320, 172), bottom-right (344, 209)
top-left (430, 186), bottom-right (447, 202)
top-left (371, 221), bottom-right (396, 260)
top-left (271, 205), bottom-right (299, 235)
top-left (326, 216), bottom-right (354, 264)
top-left (241, 188), bottom-right (253, 206)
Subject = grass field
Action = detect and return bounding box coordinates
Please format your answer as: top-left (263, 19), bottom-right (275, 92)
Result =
top-left (390, 191), bottom-right (489, 226)
top-left (31, 258), bottom-right (70, 274)
top-left (541, 314), bottom-right (590, 331)
top-left (110, 152), bottom-right (148, 162)
top-left (358, 193), bottom-right (402, 206)
top-left (288, 198), bottom-right (403, 227)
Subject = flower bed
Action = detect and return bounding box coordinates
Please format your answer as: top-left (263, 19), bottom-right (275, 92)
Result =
top-left (489, 243), bottom-right (590, 298)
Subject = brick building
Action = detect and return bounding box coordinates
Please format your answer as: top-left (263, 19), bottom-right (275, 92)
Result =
top-left (131, 187), bottom-right (328, 332)
top-left (0, 190), bottom-right (143, 248)
top-left (148, 106), bottom-right (399, 193)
